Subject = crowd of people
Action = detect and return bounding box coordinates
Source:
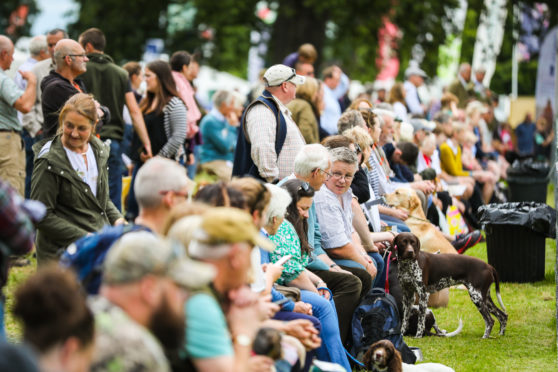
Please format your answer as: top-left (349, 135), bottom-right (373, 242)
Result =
top-left (0, 28), bottom-right (552, 372)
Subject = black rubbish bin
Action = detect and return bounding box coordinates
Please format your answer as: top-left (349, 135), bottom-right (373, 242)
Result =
top-left (506, 160), bottom-right (550, 203)
top-left (478, 202), bottom-right (556, 283)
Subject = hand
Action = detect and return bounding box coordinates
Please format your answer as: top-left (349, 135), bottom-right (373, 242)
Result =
top-left (143, 143), bottom-right (153, 159)
top-left (293, 301), bottom-right (312, 315)
top-left (364, 258), bottom-right (377, 280)
top-left (229, 286), bottom-right (259, 308)
top-left (140, 151), bottom-right (151, 163)
top-left (187, 153), bottom-right (195, 165)
top-left (316, 282), bottom-right (331, 300)
top-left (391, 208), bottom-right (408, 221)
top-left (19, 70), bottom-right (36, 84)
top-left (257, 295), bottom-right (280, 320)
top-left (94, 100), bottom-right (104, 119)
top-left (113, 217), bottom-right (127, 226)
top-left (248, 355), bottom-right (274, 372)
top-left (227, 289), bottom-right (261, 337)
top-left (262, 262), bottom-right (284, 283)
top-left (375, 241), bottom-right (387, 254)
top-left (281, 319), bottom-right (321, 351)
top-left (226, 111), bottom-right (240, 127)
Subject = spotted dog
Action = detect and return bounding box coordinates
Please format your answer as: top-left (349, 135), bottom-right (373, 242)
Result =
top-left (394, 232), bottom-right (508, 339)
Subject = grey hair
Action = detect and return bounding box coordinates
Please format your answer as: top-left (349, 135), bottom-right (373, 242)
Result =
top-left (337, 109), bottom-right (365, 134)
top-left (28, 35), bottom-right (48, 56)
top-left (329, 147), bottom-right (358, 167)
top-left (212, 90), bottom-right (235, 108)
top-left (372, 108), bottom-right (395, 128)
top-left (264, 184), bottom-right (292, 226)
top-left (47, 28), bottom-right (68, 38)
top-left (134, 157), bottom-right (189, 209)
top-left (53, 42), bottom-right (73, 67)
top-left (0, 35), bottom-right (12, 54)
top-left (459, 62), bottom-right (471, 74)
top-left (294, 144), bottom-right (330, 177)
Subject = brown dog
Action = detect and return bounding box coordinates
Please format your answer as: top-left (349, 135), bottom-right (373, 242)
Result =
top-left (362, 339), bottom-right (402, 372)
top-left (394, 232), bottom-right (508, 339)
top-left (385, 187), bottom-right (453, 308)
top-left (384, 188), bottom-right (457, 255)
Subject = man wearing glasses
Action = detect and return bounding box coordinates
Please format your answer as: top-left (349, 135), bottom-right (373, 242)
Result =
top-left (233, 64), bottom-right (306, 183)
top-left (41, 39), bottom-right (109, 138)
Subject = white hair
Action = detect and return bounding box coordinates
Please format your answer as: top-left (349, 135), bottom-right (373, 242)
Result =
top-left (134, 157), bottom-right (189, 209)
top-left (212, 90), bottom-right (235, 108)
top-left (329, 147), bottom-right (358, 167)
top-left (28, 35), bottom-right (47, 56)
top-left (264, 183), bottom-right (292, 226)
top-left (294, 144), bottom-right (330, 177)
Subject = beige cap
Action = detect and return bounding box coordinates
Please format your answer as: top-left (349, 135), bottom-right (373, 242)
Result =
top-left (264, 64), bottom-right (306, 87)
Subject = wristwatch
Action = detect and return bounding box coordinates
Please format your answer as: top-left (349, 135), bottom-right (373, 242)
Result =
top-left (234, 334), bottom-right (252, 346)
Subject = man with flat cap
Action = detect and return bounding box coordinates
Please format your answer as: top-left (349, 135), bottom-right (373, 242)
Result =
top-left (89, 231), bottom-right (215, 372)
top-left (233, 64), bottom-right (306, 182)
top-left (403, 63), bottom-right (428, 117)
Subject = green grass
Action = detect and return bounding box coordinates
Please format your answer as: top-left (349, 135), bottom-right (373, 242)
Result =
top-left (404, 239), bottom-right (556, 371)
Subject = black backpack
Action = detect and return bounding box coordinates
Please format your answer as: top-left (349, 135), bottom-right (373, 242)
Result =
top-left (350, 288), bottom-right (416, 364)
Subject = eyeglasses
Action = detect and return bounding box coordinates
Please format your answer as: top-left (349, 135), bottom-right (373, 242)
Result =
top-left (159, 189), bottom-right (188, 198)
top-left (331, 172), bottom-right (354, 182)
top-left (318, 168), bottom-right (333, 178)
top-left (66, 54), bottom-right (87, 59)
top-left (354, 143), bottom-right (362, 154)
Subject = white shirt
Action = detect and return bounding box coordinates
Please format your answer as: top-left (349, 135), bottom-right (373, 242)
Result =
top-left (64, 144), bottom-right (99, 196)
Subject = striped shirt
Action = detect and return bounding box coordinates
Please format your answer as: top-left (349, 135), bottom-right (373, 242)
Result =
top-left (160, 97), bottom-right (187, 159)
top-left (245, 94), bottom-right (305, 181)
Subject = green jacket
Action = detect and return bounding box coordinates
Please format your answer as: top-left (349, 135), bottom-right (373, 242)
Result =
top-left (80, 53), bottom-right (130, 141)
top-left (31, 135), bottom-right (121, 264)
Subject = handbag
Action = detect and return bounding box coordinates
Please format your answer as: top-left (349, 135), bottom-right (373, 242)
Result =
top-left (274, 284), bottom-right (301, 302)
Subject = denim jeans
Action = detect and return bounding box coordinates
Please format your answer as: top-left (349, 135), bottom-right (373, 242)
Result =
top-left (22, 129), bottom-right (38, 199)
top-left (126, 163), bottom-right (141, 220)
top-left (299, 290), bottom-right (350, 371)
top-left (107, 139), bottom-right (123, 211)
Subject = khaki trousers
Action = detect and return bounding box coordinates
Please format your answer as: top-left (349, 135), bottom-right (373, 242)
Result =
top-left (0, 131), bottom-right (25, 196)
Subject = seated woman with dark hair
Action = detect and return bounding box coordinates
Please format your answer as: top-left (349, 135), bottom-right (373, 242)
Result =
top-left (269, 178), bottom-right (350, 371)
top-left (13, 266), bottom-right (95, 372)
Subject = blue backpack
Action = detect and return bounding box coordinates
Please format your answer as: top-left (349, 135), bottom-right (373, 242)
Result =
top-left (60, 224), bottom-right (150, 294)
top-left (350, 288), bottom-right (416, 364)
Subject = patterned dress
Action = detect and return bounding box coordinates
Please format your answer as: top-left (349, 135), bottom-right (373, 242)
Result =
top-left (269, 220), bottom-right (309, 285)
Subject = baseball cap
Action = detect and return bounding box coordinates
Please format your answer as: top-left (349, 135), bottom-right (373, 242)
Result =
top-left (103, 231), bottom-right (215, 289)
top-left (410, 118), bottom-right (436, 133)
top-left (404, 65), bottom-right (427, 79)
top-left (189, 207), bottom-right (275, 259)
top-left (264, 64), bottom-right (306, 87)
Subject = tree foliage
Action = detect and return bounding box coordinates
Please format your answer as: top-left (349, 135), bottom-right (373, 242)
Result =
top-left (68, 0), bottom-right (170, 63)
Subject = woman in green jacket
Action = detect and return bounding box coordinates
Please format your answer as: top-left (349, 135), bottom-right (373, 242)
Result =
top-left (31, 93), bottom-right (124, 264)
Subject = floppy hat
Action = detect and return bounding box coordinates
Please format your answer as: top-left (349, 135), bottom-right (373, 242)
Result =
top-left (103, 231), bottom-right (215, 289)
top-left (189, 207), bottom-right (276, 259)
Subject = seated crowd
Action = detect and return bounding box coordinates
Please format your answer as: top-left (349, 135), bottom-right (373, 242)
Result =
top-left (1, 38), bottom-right (541, 372)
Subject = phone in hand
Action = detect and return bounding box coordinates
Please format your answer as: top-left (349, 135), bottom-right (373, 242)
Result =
top-left (275, 255), bottom-right (292, 266)
top-left (272, 297), bottom-right (290, 306)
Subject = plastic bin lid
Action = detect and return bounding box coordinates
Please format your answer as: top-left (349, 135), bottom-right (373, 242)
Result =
top-left (507, 159), bottom-right (550, 177)
top-left (477, 202), bottom-right (556, 238)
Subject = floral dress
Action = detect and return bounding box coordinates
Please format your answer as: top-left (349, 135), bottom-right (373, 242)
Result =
top-left (269, 220), bottom-right (309, 285)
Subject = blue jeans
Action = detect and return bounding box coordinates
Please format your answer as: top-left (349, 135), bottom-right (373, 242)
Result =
top-left (22, 129), bottom-right (38, 199)
top-left (187, 145), bottom-right (201, 179)
top-left (107, 139), bottom-right (123, 211)
top-left (300, 290), bottom-right (350, 371)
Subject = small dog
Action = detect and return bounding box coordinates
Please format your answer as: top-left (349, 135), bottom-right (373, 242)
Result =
top-left (394, 232), bottom-right (508, 339)
top-left (404, 305), bottom-right (463, 337)
top-left (362, 340), bottom-right (456, 372)
top-left (362, 339), bottom-right (402, 372)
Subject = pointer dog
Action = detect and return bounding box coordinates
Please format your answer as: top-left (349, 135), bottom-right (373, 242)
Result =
top-left (394, 232), bottom-right (507, 338)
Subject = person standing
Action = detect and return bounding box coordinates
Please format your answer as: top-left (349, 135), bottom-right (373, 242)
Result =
top-left (0, 35), bottom-right (36, 195)
top-left (320, 65), bottom-right (349, 136)
top-left (403, 64), bottom-right (427, 117)
top-left (31, 93), bottom-right (124, 264)
top-left (79, 28), bottom-right (152, 211)
top-left (14, 35), bottom-right (49, 198)
top-left (233, 64), bottom-right (306, 182)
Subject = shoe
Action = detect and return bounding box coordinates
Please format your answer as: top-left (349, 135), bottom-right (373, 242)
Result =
top-left (452, 230), bottom-right (482, 254)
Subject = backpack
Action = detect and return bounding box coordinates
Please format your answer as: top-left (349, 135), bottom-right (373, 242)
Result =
top-left (60, 224), bottom-right (150, 294)
top-left (350, 288), bottom-right (416, 364)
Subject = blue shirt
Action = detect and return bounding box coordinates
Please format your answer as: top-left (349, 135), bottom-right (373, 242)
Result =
top-left (199, 108), bottom-right (238, 164)
top-left (320, 73), bottom-right (349, 135)
top-left (515, 121), bottom-right (536, 156)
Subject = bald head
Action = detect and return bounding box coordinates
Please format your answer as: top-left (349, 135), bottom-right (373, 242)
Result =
top-left (53, 39), bottom-right (88, 77)
top-left (0, 35), bottom-right (14, 70)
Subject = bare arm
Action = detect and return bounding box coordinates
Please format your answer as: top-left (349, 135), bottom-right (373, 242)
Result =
top-left (125, 92), bottom-right (152, 157)
top-left (287, 270), bottom-right (319, 294)
top-left (13, 71), bottom-right (36, 114)
top-left (328, 241), bottom-right (376, 279)
top-left (351, 198), bottom-right (376, 252)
